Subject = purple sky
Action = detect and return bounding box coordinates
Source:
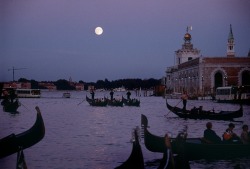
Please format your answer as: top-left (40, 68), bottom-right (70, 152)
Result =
top-left (1, 0), bottom-right (250, 82)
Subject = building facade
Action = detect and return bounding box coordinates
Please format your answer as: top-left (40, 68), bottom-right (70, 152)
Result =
top-left (165, 25), bottom-right (250, 97)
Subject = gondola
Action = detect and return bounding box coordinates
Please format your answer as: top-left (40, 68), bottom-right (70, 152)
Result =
top-left (122, 96), bottom-right (140, 107)
top-left (86, 95), bottom-right (108, 107)
top-left (0, 106), bottom-right (45, 159)
top-left (115, 128), bottom-right (144, 169)
top-left (141, 114), bottom-right (165, 153)
top-left (166, 99), bottom-right (243, 120)
top-left (141, 114), bottom-right (250, 160)
top-left (105, 98), bottom-right (123, 107)
top-left (2, 99), bottom-right (20, 113)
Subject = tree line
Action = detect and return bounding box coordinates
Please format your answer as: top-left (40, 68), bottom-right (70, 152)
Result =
top-left (18, 78), bottom-right (162, 90)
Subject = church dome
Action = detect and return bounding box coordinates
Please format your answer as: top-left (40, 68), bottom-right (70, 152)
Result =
top-left (184, 33), bottom-right (191, 41)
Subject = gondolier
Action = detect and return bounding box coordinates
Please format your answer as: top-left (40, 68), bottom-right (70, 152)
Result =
top-left (126, 91), bottom-right (131, 100)
top-left (110, 90), bottom-right (114, 100)
top-left (90, 90), bottom-right (95, 100)
top-left (181, 91), bottom-right (188, 111)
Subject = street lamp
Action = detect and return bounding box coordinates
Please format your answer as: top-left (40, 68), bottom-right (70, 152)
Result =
top-left (224, 76), bottom-right (228, 86)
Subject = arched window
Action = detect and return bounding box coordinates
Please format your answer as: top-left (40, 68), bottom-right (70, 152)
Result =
top-left (214, 72), bottom-right (223, 88)
top-left (242, 70), bottom-right (250, 85)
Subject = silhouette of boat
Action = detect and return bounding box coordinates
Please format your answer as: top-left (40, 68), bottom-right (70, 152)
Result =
top-left (0, 106), bottom-right (45, 159)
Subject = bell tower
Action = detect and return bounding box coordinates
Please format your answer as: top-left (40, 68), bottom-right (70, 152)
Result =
top-left (227, 24), bottom-right (235, 57)
top-left (175, 26), bottom-right (200, 65)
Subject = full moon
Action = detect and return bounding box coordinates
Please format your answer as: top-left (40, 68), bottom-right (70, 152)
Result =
top-left (95, 27), bottom-right (103, 35)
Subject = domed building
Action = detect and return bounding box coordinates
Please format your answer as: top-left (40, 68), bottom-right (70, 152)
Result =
top-left (165, 25), bottom-right (250, 98)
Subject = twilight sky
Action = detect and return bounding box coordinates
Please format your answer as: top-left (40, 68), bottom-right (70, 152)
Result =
top-left (1, 0), bottom-right (250, 82)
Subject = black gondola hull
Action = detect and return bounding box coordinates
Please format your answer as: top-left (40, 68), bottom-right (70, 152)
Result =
top-left (115, 129), bottom-right (144, 169)
top-left (86, 95), bottom-right (108, 107)
top-left (166, 100), bottom-right (243, 120)
top-left (0, 106), bottom-right (45, 159)
top-left (141, 114), bottom-right (250, 160)
top-left (122, 96), bottom-right (140, 107)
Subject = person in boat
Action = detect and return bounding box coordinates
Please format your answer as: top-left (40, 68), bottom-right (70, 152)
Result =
top-left (1, 89), bottom-right (10, 106)
top-left (181, 91), bottom-right (188, 111)
top-left (223, 123), bottom-right (241, 143)
top-left (241, 125), bottom-right (250, 144)
top-left (9, 89), bottom-right (17, 103)
top-left (203, 122), bottom-right (221, 143)
top-left (191, 106), bottom-right (203, 114)
top-left (90, 90), bottom-right (95, 100)
top-left (126, 91), bottom-right (131, 100)
top-left (110, 89), bottom-right (114, 101)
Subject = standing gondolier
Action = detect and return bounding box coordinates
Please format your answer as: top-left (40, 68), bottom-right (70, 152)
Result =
top-left (110, 89), bottom-right (114, 101)
top-left (90, 90), bottom-right (95, 100)
top-left (181, 91), bottom-right (188, 111)
top-left (126, 91), bottom-right (131, 100)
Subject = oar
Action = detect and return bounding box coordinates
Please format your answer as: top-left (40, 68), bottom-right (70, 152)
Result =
top-left (20, 102), bottom-right (31, 111)
top-left (165, 99), bottom-right (182, 117)
top-left (77, 99), bottom-right (85, 106)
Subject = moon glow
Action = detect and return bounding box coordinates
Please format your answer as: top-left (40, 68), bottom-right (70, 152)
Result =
top-left (95, 27), bottom-right (103, 35)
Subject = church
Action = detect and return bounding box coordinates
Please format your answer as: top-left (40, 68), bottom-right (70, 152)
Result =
top-left (165, 25), bottom-right (250, 98)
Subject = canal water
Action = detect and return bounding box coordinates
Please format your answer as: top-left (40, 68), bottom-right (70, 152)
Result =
top-left (0, 91), bottom-right (250, 169)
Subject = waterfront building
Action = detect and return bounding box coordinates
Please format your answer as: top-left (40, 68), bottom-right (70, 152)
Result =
top-left (165, 25), bottom-right (250, 98)
top-left (39, 82), bottom-right (57, 90)
top-left (3, 82), bottom-right (31, 89)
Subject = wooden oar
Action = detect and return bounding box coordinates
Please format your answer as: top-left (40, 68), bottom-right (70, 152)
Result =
top-left (77, 99), bottom-right (85, 106)
top-left (165, 99), bottom-right (182, 117)
top-left (20, 102), bottom-right (31, 111)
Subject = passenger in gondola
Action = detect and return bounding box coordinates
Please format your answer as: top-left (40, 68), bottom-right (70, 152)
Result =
top-left (126, 91), bottom-right (131, 100)
top-left (203, 122), bottom-right (221, 144)
top-left (191, 106), bottom-right (198, 114)
top-left (241, 125), bottom-right (250, 144)
top-left (198, 106), bottom-right (203, 114)
top-left (181, 91), bottom-right (188, 111)
top-left (223, 123), bottom-right (241, 143)
top-left (110, 89), bottom-right (114, 101)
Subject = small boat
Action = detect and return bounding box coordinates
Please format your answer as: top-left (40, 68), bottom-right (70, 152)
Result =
top-left (122, 96), bottom-right (140, 107)
top-left (166, 99), bottom-right (243, 120)
top-left (2, 99), bottom-right (20, 113)
top-left (0, 106), bottom-right (45, 159)
top-left (115, 128), bottom-right (144, 169)
top-left (86, 95), bottom-right (108, 107)
top-left (141, 114), bottom-right (250, 160)
top-left (113, 86), bottom-right (126, 92)
top-left (62, 92), bottom-right (71, 98)
top-left (105, 98), bottom-right (123, 107)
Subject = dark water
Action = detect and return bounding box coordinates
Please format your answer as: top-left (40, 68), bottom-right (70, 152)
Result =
top-left (0, 91), bottom-right (250, 169)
